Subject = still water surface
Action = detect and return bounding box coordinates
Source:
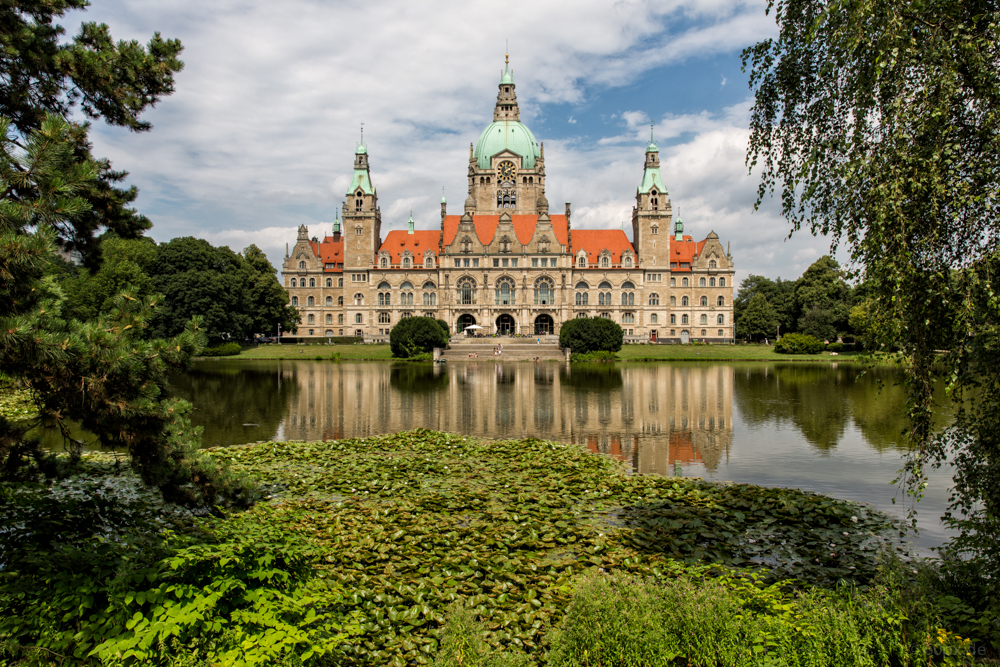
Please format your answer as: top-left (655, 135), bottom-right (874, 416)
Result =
top-left (170, 359), bottom-right (955, 553)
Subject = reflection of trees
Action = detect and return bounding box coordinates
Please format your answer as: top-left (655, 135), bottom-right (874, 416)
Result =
top-left (388, 364), bottom-right (449, 394)
top-left (559, 364), bottom-right (624, 390)
top-left (169, 362), bottom-right (299, 447)
top-left (734, 364), bottom-right (950, 452)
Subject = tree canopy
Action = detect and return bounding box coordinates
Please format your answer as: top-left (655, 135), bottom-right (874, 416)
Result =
top-left (744, 0), bottom-right (1000, 591)
top-left (737, 293), bottom-right (778, 341)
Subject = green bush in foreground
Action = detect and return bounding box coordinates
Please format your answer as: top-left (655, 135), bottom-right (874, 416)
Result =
top-left (389, 316), bottom-right (448, 358)
top-left (559, 318), bottom-right (623, 354)
top-left (201, 342), bottom-right (241, 356)
top-left (546, 573), bottom-right (906, 667)
top-left (775, 332), bottom-right (823, 354)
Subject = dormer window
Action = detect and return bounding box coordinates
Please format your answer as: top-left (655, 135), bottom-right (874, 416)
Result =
top-left (298, 261), bottom-right (306, 269)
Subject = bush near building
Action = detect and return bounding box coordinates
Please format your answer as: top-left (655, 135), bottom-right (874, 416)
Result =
top-left (559, 318), bottom-right (624, 355)
top-left (389, 317), bottom-right (449, 358)
top-left (775, 333), bottom-right (823, 355)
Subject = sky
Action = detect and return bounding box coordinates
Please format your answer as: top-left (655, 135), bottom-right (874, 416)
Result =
top-left (76, 0), bottom-right (841, 285)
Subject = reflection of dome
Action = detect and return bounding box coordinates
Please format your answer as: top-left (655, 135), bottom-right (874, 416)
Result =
top-left (473, 121), bottom-right (540, 169)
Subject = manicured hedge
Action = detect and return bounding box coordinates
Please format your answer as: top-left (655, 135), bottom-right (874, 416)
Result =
top-left (559, 318), bottom-right (624, 354)
top-left (775, 333), bottom-right (823, 354)
top-left (389, 316), bottom-right (449, 358)
top-left (201, 342), bottom-right (241, 356)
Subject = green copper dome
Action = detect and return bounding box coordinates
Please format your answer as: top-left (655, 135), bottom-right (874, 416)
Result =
top-left (473, 120), bottom-right (540, 169)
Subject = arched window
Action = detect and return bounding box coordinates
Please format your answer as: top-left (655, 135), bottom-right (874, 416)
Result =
top-left (458, 278), bottom-right (476, 305)
top-left (338, 296), bottom-right (343, 306)
top-left (326, 296), bottom-right (333, 306)
top-left (682, 277), bottom-right (689, 287)
top-left (380, 256), bottom-right (388, 268)
top-left (400, 281), bottom-right (414, 306)
top-left (670, 296), bottom-right (676, 306)
top-left (307, 296), bottom-right (315, 306)
top-left (575, 281), bottom-right (589, 290)
top-left (601, 254), bottom-right (610, 268)
top-left (354, 293), bottom-right (364, 305)
top-left (291, 296), bottom-right (298, 306)
top-left (700, 314), bottom-right (708, 325)
top-left (338, 314), bottom-right (344, 324)
top-left (298, 261), bottom-right (306, 269)
top-left (622, 281), bottom-right (635, 289)
top-left (651, 314), bottom-right (658, 324)
top-left (378, 292), bottom-right (389, 306)
top-left (719, 278), bottom-right (726, 287)
top-left (718, 329), bottom-right (724, 337)
top-left (682, 314), bottom-right (689, 324)
top-left (623, 254), bottom-right (633, 268)
top-left (290, 278), bottom-right (297, 287)
top-left (709, 278), bottom-right (716, 287)
top-left (682, 296), bottom-right (689, 306)
top-left (402, 255), bottom-right (411, 269)
top-left (423, 291), bottom-right (436, 306)
top-left (622, 313), bottom-right (635, 324)
top-left (649, 293), bottom-right (660, 306)
top-left (598, 292), bottom-right (609, 306)
top-left (423, 281), bottom-right (436, 290)
top-left (307, 314), bottom-right (314, 324)
top-left (378, 281), bottom-right (391, 290)
top-left (670, 277), bottom-right (676, 287)
top-left (534, 277), bottom-right (553, 305)
top-left (326, 278), bottom-right (332, 287)
top-left (700, 296), bottom-right (708, 306)
top-left (575, 291), bottom-right (589, 306)
top-left (495, 277), bottom-right (515, 305)
top-left (355, 313), bottom-right (363, 323)
top-left (717, 296), bottom-right (725, 306)
top-left (577, 253), bottom-right (587, 268)
top-left (670, 314), bottom-right (676, 324)
top-left (717, 314), bottom-right (725, 324)
top-left (599, 281), bottom-right (612, 289)
top-left (309, 278), bottom-right (316, 287)
top-left (699, 277), bottom-right (706, 287)
top-left (326, 314), bottom-right (333, 324)
top-left (424, 254), bottom-right (434, 269)
top-left (338, 278), bottom-right (343, 287)
top-left (709, 259), bottom-right (717, 268)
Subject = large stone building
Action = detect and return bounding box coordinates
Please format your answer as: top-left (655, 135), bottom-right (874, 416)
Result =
top-left (283, 59), bottom-right (735, 342)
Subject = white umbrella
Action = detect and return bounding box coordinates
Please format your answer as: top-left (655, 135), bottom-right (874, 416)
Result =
top-left (464, 324), bottom-right (484, 329)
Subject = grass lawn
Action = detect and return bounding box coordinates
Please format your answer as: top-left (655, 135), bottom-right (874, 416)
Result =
top-left (213, 343), bottom-right (394, 360)
top-left (616, 343), bottom-right (864, 362)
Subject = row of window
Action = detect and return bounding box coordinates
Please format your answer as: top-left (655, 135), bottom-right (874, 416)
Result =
top-left (291, 277), bottom-right (344, 288)
top-left (575, 292), bottom-right (726, 307)
top-left (294, 290), bottom-right (727, 309)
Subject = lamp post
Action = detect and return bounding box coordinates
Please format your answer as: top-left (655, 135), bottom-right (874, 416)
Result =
top-left (277, 323), bottom-right (281, 344)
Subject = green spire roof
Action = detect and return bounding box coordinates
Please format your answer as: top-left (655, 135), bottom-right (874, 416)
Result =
top-left (473, 121), bottom-right (540, 169)
top-left (441, 186), bottom-right (447, 204)
top-left (639, 164), bottom-right (666, 194)
top-left (646, 122), bottom-right (658, 152)
top-left (500, 54), bottom-right (513, 84)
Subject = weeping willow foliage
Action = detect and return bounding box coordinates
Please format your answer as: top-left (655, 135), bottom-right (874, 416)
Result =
top-left (743, 0), bottom-right (1000, 598)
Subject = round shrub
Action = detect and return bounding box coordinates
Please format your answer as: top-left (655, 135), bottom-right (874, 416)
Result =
top-left (775, 333), bottom-right (823, 355)
top-left (389, 316), bottom-right (448, 358)
top-left (435, 319), bottom-right (451, 339)
top-left (559, 318), bottom-right (624, 355)
top-left (201, 342), bottom-right (241, 357)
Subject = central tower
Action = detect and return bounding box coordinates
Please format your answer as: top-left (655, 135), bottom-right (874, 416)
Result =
top-left (464, 56), bottom-right (549, 215)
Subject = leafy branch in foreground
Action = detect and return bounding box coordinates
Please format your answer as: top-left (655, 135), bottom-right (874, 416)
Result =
top-left (743, 0), bottom-right (1000, 600)
top-left (0, 114), bottom-right (256, 506)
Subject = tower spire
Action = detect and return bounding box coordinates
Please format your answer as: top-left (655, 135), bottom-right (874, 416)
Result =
top-left (495, 55), bottom-right (519, 121)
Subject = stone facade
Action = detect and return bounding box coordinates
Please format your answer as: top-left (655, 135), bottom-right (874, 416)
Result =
top-left (283, 59), bottom-right (735, 343)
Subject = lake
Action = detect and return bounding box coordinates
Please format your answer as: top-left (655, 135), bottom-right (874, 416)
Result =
top-left (167, 359), bottom-right (955, 554)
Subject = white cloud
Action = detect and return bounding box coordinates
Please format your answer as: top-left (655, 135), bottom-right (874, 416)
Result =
top-left (73, 0), bottom-right (829, 285)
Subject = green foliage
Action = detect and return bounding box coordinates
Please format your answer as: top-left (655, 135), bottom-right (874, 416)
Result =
top-left (558, 318), bottom-right (624, 354)
top-left (794, 256), bottom-right (852, 337)
top-left (744, 0), bottom-right (1000, 586)
top-left (570, 350), bottom-right (617, 362)
top-left (389, 316), bottom-right (448, 358)
top-left (734, 274), bottom-right (797, 334)
top-left (201, 342), bottom-right (241, 357)
top-left (0, 0), bottom-right (184, 266)
top-left (431, 603), bottom-right (531, 667)
top-left (737, 292), bottom-right (778, 341)
top-left (775, 333), bottom-right (823, 355)
top-left (546, 572), bottom-right (908, 667)
top-left (435, 319), bottom-right (451, 340)
top-left (0, 477), bottom-right (353, 665)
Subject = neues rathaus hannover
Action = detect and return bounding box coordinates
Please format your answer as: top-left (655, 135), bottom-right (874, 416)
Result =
top-left (283, 59), bottom-right (735, 343)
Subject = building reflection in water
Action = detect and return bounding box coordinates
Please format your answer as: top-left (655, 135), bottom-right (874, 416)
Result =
top-left (268, 361), bottom-right (733, 475)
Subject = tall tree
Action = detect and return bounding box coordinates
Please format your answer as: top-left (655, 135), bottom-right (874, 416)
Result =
top-left (744, 0), bottom-right (1000, 589)
top-left (0, 0), bottom-right (183, 267)
top-left (737, 292), bottom-right (779, 341)
top-left (793, 256), bottom-right (852, 339)
top-left (241, 244), bottom-right (299, 337)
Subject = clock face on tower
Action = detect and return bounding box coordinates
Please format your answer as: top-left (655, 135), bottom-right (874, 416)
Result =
top-left (498, 161), bottom-right (516, 181)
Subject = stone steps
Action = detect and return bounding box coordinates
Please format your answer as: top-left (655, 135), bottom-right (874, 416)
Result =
top-left (441, 338), bottom-right (564, 361)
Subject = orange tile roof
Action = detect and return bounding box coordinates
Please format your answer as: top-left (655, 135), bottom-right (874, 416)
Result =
top-left (311, 237), bottom-right (345, 271)
top-left (670, 236), bottom-right (705, 270)
top-left (442, 214), bottom-right (569, 247)
top-left (570, 229), bottom-right (635, 265)
top-left (378, 230), bottom-right (442, 264)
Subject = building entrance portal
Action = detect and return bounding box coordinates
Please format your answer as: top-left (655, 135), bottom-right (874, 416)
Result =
top-left (458, 314), bottom-right (476, 333)
top-left (534, 314), bottom-right (554, 335)
top-left (496, 314), bottom-right (515, 335)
